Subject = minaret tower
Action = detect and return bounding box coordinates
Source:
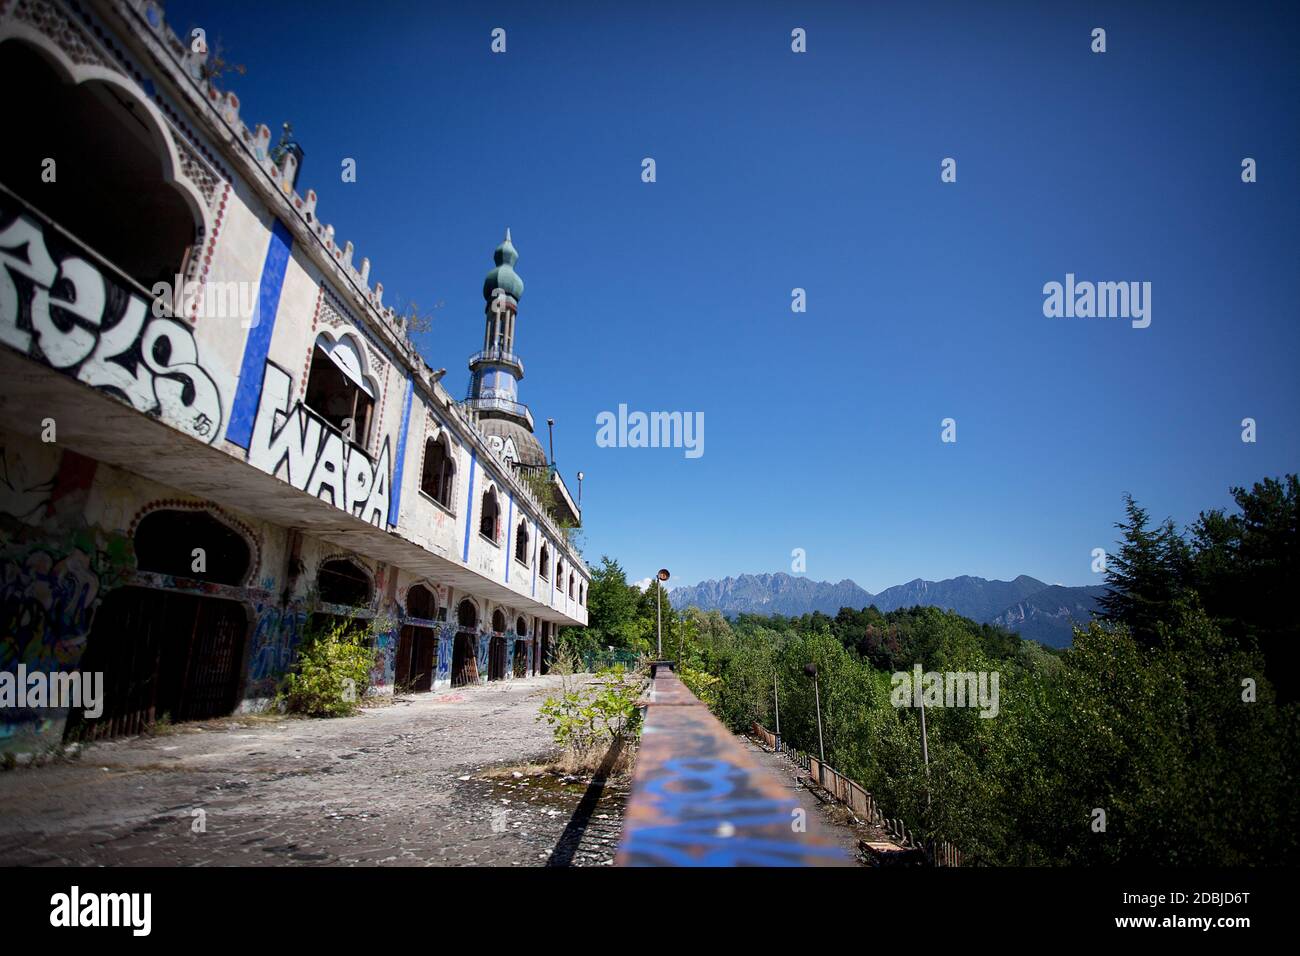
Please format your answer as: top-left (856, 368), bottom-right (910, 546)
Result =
top-left (465, 229), bottom-right (548, 469)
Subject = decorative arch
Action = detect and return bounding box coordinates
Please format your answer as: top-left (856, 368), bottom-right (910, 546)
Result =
top-left (304, 330), bottom-right (381, 445)
top-left (404, 583), bottom-right (438, 620)
top-left (514, 517), bottom-right (530, 564)
top-left (0, 25), bottom-right (213, 246)
top-left (456, 598), bottom-right (479, 629)
top-left (128, 500), bottom-right (260, 586)
top-left (316, 554), bottom-right (375, 608)
top-left (479, 483), bottom-right (501, 542)
top-left (420, 430), bottom-right (456, 509)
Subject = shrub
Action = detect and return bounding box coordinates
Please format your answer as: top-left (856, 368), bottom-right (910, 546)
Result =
top-left (279, 616), bottom-right (379, 717)
top-left (537, 665), bottom-right (644, 755)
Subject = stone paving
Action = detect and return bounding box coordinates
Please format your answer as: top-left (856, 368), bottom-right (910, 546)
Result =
top-left (0, 674), bottom-right (625, 867)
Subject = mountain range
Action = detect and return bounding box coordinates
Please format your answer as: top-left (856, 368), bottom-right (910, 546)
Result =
top-left (668, 572), bottom-right (1108, 647)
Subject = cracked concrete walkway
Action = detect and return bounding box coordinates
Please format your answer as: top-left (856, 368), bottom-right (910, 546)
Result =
top-left (0, 674), bottom-right (623, 866)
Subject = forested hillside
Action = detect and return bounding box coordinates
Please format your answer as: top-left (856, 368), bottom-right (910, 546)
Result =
top-left (561, 475), bottom-right (1299, 865)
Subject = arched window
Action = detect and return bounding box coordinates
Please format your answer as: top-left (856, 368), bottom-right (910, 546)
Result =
top-left (555, 561), bottom-right (564, 589)
top-left (539, 543), bottom-right (550, 580)
top-left (420, 434), bottom-right (455, 509)
top-left (457, 599), bottom-right (478, 629)
top-left (579, 584), bottom-right (585, 606)
top-left (568, 573), bottom-right (575, 599)
top-left (407, 584), bottom-right (437, 620)
top-left (515, 616), bottom-right (528, 637)
top-left (305, 334), bottom-right (375, 446)
top-left (479, 486), bottom-right (500, 542)
top-left (318, 558), bottom-right (372, 607)
top-left (492, 610), bottom-right (507, 633)
top-left (0, 40), bottom-right (201, 290)
top-left (514, 519), bottom-right (529, 564)
top-left (134, 509), bottom-right (251, 586)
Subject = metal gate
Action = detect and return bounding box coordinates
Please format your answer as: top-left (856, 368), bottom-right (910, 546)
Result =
top-left (489, 635), bottom-right (507, 681)
top-left (451, 631), bottom-right (477, 687)
top-left (394, 624), bottom-right (437, 692)
top-left (65, 586), bottom-right (249, 741)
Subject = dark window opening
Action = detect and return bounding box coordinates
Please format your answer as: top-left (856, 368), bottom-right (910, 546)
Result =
top-left (515, 616), bottom-right (528, 637)
top-left (317, 558), bottom-right (372, 608)
top-left (539, 543), bottom-right (550, 580)
top-left (407, 584), bottom-right (436, 620)
top-left (568, 573), bottom-right (575, 599)
top-left (304, 341), bottom-right (374, 446)
top-left (457, 599), bottom-right (478, 629)
top-left (420, 435), bottom-right (455, 508)
top-left (492, 609), bottom-right (507, 633)
top-left (0, 40), bottom-right (199, 290)
top-left (514, 519), bottom-right (529, 564)
top-left (134, 509), bottom-right (251, 586)
top-left (479, 487), bottom-right (500, 542)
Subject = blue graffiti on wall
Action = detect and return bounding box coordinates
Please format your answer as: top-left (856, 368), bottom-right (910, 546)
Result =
top-left (436, 622), bottom-right (455, 684)
top-left (246, 604), bottom-right (303, 697)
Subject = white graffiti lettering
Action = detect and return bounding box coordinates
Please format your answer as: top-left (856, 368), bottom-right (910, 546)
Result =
top-left (0, 212), bottom-right (223, 445)
top-left (248, 362), bottom-right (391, 526)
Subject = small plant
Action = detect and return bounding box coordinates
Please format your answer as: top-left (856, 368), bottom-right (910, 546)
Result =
top-left (537, 666), bottom-right (643, 756)
top-left (279, 615), bottom-right (379, 717)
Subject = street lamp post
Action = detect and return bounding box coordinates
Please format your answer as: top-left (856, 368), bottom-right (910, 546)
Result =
top-left (655, 568), bottom-right (670, 659)
top-left (774, 671), bottom-right (781, 753)
top-left (804, 663), bottom-right (826, 783)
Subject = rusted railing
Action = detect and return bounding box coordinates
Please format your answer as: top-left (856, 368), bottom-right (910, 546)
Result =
top-left (752, 721), bottom-right (963, 867)
top-left (616, 664), bottom-right (852, 866)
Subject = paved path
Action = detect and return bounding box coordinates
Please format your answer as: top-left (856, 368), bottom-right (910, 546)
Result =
top-left (0, 675), bottom-right (625, 866)
top-left (739, 736), bottom-right (900, 866)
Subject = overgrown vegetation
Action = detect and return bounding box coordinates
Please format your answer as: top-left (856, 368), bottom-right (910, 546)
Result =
top-left (536, 647), bottom-right (644, 771)
top-left (569, 475), bottom-right (1299, 866)
top-left (278, 613), bottom-right (383, 717)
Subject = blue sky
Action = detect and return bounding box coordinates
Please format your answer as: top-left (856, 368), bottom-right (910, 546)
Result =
top-left (168, 0), bottom-right (1299, 592)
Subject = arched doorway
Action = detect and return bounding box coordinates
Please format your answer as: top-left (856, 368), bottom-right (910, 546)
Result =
top-left (488, 610), bottom-right (508, 681)
top-left (394, 585), bottom-right (437, 693)
top-left (0, 38), bottom-right (202, 290)
top-left (65, 509), bottom-right (252, 741)
top-left (513, 616), bottom-right (528, 678)
top-left (539, 621), bottom-right (552, 675)
top-left (452, 599), bottom-right (478, 687)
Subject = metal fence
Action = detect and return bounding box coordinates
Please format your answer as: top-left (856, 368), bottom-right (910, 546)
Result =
top-left (752, 722), bottom-right (963, 867)
top-left (579, 649), bottom-right (641, 672)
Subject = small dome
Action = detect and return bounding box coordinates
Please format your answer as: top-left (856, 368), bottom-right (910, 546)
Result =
top-left (478, 417), bottom-right (547, 468)
top-left (483, 227), bottom-right (524, 302)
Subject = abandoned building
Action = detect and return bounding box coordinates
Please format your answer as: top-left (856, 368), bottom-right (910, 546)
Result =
top-left (0, 0), bottom-right (589, 751)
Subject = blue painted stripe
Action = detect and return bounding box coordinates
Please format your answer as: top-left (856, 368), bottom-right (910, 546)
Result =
top-left (462, 448), bottom-right (477, 562)
top-left (531, 523), bottom-right (538, 597)
top-left (387, 374), bottom-right (415, 527)
top-left (505, 494), bottom-right (514, 583)
top-left (226, 218), bottom-right (294, 448)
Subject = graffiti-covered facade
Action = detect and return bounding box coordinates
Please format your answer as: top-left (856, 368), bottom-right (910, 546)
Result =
top-left (0, 0), bottom-right (589, 752)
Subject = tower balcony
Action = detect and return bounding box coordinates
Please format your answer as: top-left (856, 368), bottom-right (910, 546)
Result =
top-left (461, 395), bottom-right (534, 429)
top-left (467, 347), bottom-right (524, 378)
